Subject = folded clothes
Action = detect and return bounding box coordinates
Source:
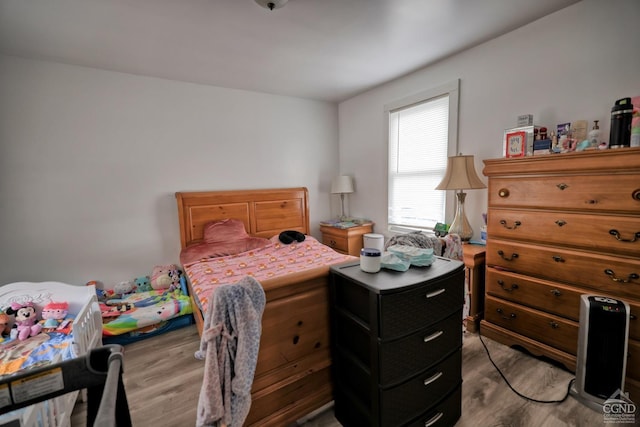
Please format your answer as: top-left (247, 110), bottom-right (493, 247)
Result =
top-left (387, 245), bottom-right (435, 267)
top-left (380, 252), bottom-right (411, 271)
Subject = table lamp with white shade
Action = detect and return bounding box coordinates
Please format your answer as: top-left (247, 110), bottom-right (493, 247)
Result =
top-left (435, 154), bottom-right (486, 241)
top-left (331, 175), bottom-right (354, 221)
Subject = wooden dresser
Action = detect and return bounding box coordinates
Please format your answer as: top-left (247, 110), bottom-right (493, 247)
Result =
top-left (481, 148), bottom-right (640, 402)
top-left (329, 259), bottom-right (464, 427)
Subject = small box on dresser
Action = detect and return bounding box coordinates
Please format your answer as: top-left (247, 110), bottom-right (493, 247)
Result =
top-left (329, 258), bottom-right (465, 427)
top-left (481, 147), bottom-right (640, 402)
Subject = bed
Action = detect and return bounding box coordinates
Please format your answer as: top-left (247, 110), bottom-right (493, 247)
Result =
top-left (0, 281), bottom-right (102, 427)
top-left (175, 187), bottom-right (355, 426)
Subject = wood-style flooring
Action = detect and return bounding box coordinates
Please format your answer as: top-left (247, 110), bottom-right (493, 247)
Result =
top-left (71, 325), bottom-right (603, 426)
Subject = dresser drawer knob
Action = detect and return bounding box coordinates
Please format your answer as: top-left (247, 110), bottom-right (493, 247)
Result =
top-left (549, 321), bottom-right (560, 329)
top-left (555, 220), bottom-right (567, 227)
top-left (498, 280), bottom-right (518, 292)
top-left (498, 188), bottom-right (510, 198)
top-left (609, 229), bottom-right (640, 243)
top-left (632, 189), bottom-right (640, 201)
top-left (497, 250), bottom-right (518, 261)
top-left (423, 371), bottom-right (443, 386)
top-left (423, 330), bottom-right (444, 343)
top-left (424, 412), bottom-right (444, 427)
top-left (552, 255), bottom-right (565, 263)
top-left (496, 308), bottom-right (516, 320)
top-left (499, 219), bottom-right (521, 230)
top-left (604, 269), bottom-right (640, 283)
top-left (550, 289), bottom-right (562, 297)
top-left (585, 199), bottom-right (598, 205)
top-left (557, 183), bottom-right (569, 190)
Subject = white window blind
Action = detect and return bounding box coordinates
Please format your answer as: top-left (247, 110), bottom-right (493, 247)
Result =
top-left (387, 84), bottom-right (457, 230)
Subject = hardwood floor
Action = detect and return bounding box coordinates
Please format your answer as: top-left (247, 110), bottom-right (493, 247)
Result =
top-left (71, 325), bottom-right (603, 426)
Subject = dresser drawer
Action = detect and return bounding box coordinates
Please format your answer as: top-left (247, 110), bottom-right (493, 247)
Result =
top-left (488, 174), bottom-right (640, 213)
top-left (485, 295), bottom-right (578, 355)
top-left (379, 270), bottom-right (464, 339)
top-left (487, 239), bottom-right (640, 301)
top-left (322, 234), bottom-right (348, 253)
top-left (378, 310), bottom-right (462, 386)
top-left (405, 385), bottom-right (461, 427)
top-left (487, 268), bottom-right (640, 341)
top-left (380, 349), bottom-right (461, 426)
top-left (486, 268), bottom-right (582, 321)
top-left (488, 209), bottom-right (640, 257)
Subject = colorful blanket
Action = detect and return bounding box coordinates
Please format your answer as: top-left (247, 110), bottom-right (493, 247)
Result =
top-left (101, 289), bottom-right (193, 336)
top-left (0, 331), bottom-right (76, 377)
top-left (184, 235), bottom-right (354, 314)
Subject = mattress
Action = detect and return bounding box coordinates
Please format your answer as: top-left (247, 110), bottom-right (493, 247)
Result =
top-left (101, 288), bottom-right (193, 336)
top-left (184, 235), bottom-right (354, 313)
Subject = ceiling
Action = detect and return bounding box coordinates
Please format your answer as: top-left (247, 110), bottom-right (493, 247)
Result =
top-left (0, 0), bottom-right (580, 103)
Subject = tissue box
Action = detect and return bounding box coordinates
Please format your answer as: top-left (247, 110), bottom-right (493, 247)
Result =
top-left (517, 114), bottom-right (533, 127)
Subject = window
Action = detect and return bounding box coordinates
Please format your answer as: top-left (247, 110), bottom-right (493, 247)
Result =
top-left (386, 80), bottom-right (459, 231)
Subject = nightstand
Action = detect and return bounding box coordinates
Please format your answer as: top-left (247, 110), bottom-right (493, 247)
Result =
top-left (320, 223), bottom-right (373, 256)
top-left (462, 244), bottom-right (486, 333)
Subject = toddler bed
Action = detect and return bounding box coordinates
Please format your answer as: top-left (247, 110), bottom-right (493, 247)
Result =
top-left (0, 281), bottom-right (102, 427)
top-left (100, 282), bottom-right (194, 346)
top-left (176, 187), bottom-right (356, 426)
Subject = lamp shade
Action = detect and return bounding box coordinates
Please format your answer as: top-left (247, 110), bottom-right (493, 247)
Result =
top-left (435, 155), bottom-right (486, 190)
top-left (331, 175), bottom-right (354, 194)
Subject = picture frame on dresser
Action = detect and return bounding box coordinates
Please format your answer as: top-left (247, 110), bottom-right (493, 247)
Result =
top-left (504, 130), bottom-right (526, 158)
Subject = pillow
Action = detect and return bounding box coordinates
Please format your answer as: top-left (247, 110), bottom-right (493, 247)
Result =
top-left (180, 238), bottom-right (270, 266)
top-left (204, 219), bottom-right (249, 243)
top-left (180, 219), bottom-right (271, 266)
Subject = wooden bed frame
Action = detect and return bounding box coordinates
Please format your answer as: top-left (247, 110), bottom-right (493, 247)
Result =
top-left (175, 187), bottom-right (335, 426)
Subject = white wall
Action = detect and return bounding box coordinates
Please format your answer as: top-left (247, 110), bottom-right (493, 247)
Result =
top-left (0, 56), bottom-right (339, 286)
top-left (339, 0), bottom-right (640, 240)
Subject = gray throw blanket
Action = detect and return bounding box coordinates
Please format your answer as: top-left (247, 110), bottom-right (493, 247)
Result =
top-left (195, 276), bottom-right (266, 427)
top-left (384, 231), bottom-right (444, 255)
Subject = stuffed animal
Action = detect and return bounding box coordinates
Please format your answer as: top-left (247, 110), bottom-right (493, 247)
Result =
top-left (167, 268), bottom-right (182, 291)
top-left (135, 276), bottom-right (152, 293)
top-left (114, 281), bottom-right (135, 297)
top-left (6, 302), bottom-right (42, 340)
top-left (151, 264), bottom-right (178, 290)
top-left (40, 301), bottom-right (70, 333)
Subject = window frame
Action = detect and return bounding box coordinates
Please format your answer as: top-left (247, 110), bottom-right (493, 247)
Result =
top-left (384, 79), bottom-right (460, 233)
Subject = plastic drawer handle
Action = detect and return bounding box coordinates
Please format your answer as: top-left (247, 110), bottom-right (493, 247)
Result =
top-left (425, 412), bottom-right (444, 427)
top-left (423, 371), bottom-right (443, 386)
top-left (423, 330), bottom-right (443, 343)
top-left (425, 288), bottom-right (445, 299)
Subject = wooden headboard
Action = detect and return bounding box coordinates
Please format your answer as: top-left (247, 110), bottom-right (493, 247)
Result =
top-left (175, 187), bottom-right (310, 249)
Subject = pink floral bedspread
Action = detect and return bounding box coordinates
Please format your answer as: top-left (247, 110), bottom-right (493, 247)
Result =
top-left (183, 236), bottom-right (354, 313)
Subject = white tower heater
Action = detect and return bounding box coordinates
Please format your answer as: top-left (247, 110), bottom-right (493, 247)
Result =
top-left (573, 295), bottom-right (630, 411)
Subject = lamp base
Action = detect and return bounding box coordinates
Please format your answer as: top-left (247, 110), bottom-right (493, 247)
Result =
top-left (449, 191), bottom-right (473, 241)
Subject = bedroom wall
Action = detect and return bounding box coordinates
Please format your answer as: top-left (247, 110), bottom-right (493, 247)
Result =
top-left (339, 0), bottom-right (640, 240)
top-left (0, 56), bottom-right (339, 286)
